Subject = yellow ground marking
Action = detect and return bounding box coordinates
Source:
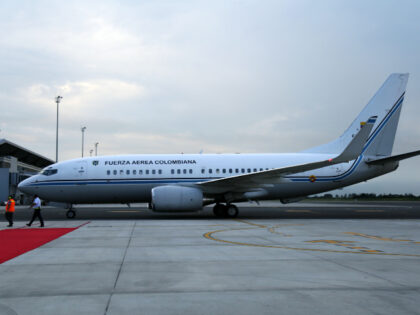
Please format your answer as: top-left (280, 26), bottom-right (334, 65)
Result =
top-left (285, 209), bottom-right (313, 213)
top-left (307, 240), bottom-right (355, 244)
top-left (274, 224), bottom-right (304, 227)
top-left (355, 210), bottom-right (384, 213)
top-left (268, 226), bottom-right (292, 237)
top-left (203, 226), bottom-right (420, 257)
top-left (234, 219), bottom-right (267, 228)
top-left (203, 229), bottom-right (420, 256)
top-left (344, 232), bottom-right (412, 242)
top-left (235, 220), bottom-right (296, 236)
top-left (306, 240), bottom-right (382, 253)
top-left (267, 224), bottom-right (301, 237)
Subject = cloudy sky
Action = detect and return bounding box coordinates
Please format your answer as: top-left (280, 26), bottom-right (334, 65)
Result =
top-left (1, 0), bottom-right (420, 194)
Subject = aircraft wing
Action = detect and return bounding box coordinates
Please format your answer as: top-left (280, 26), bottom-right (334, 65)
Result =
top-left (198, 116), bottom-right (377, 192)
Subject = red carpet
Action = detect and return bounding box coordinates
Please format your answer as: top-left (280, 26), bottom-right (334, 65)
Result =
top-left (0, 228), bottom-right (77, 264)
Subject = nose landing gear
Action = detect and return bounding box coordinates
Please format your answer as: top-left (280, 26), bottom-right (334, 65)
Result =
top-left (213, 203), bottom-right (239, 218)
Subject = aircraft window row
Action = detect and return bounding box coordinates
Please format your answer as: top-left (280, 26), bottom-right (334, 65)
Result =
top-left (106, 169), bottom-right (164, 176)
top-left (201, 168), bottom-right (269, 174)
top-left (105, 167), bottom-right (272, 176)
top-left (170, 169), bottom-right (193, 175)
top-left (105, 169), bottom-right (197, 176)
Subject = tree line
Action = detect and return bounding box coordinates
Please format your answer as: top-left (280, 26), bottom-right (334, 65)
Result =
top-left (308, 193), bottom-right (420, 201)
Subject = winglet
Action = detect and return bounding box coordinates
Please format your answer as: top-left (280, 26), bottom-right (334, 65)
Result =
top-left (333, 115), bottom-right (377, 163)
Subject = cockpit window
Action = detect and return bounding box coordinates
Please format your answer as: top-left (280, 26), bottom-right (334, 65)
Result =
top-left (41, 168), bottom-right (58, 176)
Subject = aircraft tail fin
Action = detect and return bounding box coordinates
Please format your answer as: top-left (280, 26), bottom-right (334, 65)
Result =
top-left (305, 73), bottom-right (409, 157)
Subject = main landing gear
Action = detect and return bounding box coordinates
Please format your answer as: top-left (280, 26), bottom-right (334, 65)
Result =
top-left (213, 203), bottom-right (239, 218)
top-left (66, 205), bottom-right (76, 219)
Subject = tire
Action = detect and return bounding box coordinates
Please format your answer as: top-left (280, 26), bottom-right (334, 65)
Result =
top-left (66, 210), bottom-right (76, 219)
top-left (226, 205), bottom-right (238, 218)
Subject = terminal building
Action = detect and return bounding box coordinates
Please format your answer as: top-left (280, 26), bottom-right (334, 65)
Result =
top-left (0, 139), bottom-right (54, 204)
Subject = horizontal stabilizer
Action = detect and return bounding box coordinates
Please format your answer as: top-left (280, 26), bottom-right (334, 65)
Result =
top-left (366, 149), bottom-right (420, 165)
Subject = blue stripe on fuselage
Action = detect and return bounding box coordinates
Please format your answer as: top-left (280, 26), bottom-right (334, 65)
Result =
top-left (25, 178), bottom-right (214, 187)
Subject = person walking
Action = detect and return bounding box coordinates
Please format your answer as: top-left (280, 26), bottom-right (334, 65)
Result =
top-left (5, 195), bottom-right (15, 227)
top-left (26, 194), bottom-right (44, 227)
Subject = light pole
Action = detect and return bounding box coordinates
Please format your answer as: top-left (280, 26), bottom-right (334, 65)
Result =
top-left (55, 96), bottom-right (63, 162)
top-left (81, 126), bottom-right (86, 157)
top-left (95, 142), bottom-right (99, 156)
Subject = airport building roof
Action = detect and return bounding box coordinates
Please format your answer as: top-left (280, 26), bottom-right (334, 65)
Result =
top-left (0, 139), bottom-right (54, 168)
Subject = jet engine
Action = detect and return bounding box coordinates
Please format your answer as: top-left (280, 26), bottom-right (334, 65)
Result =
top-left (151, 186), bottom-right (203, 212)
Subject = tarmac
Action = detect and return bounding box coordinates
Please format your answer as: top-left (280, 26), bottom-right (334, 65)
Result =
top-left (1, 201), bottom-right (420, 315)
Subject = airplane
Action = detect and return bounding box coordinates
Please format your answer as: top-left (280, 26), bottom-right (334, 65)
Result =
top-left (18, 73), bottom-right (420, 219)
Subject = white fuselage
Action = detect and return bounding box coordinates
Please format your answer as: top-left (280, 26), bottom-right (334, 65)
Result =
top-left (18, 152), bottom-right (397, 205)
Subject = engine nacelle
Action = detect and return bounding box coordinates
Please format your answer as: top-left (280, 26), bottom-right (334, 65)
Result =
top-left (151, 186), bottom-right (203, 212)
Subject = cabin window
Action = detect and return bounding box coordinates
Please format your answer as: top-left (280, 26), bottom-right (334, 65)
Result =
top-left (113, 170), bottom-right (117, 175)
top-left (253, 168), bottom-right (257, 172)
top-left (247, 168), bottom-right (251, 173)
top-left (235, 168), bottom-right (239, 173)
top-left (201, 168), bottom-right (205, 174)
top-left (260, 168), bottom-right (263, 171)
top-left (183, 169), bottom-right (187, 174)
top-left (177, 169), bottom-right (181, 174)
top-left (120, 170), bottom-right (124, 175)
top-left (216, 169), bottom-right (220, 174)
top-left (229, 168), bottom-right (232, 173)
top-left (171, 169), bottom-right (174, 174)
top-left (241, 168), bottom-right (245, 173)
top-left (209, 169), bottom-right (213, 174)
top-left (126, 170), bottom-right (130, 175)
top-left (133, 170), bottom-right (137, 175)
top-left (152, 170), bottom-right (156, 175)
top-left (107, 170), bottom-right (110, 175)
top-left (189, 169), bottom-right (193, 174)
top-left (146, 170), bottom-right (149, 175)
top-left (139, 170), bottom-right (143, 175)
top-left (158, 170), bottom-right (162, 175)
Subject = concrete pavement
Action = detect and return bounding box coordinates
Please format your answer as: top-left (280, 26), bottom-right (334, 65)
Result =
top-left (0, 204), bottom-right (420, 314)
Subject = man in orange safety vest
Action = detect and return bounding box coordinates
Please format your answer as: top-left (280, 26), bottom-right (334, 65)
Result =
top-left (5, 195), bottom-right (15, 227)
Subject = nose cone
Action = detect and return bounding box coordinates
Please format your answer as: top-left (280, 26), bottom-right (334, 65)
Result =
top-left (18, 176), bottom-right (37, 194)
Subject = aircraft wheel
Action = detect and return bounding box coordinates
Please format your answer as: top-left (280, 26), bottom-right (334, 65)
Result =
top-left (66, 209), bottom-right (76, 219)
top-left (213, 204), bottom-right (226, 217)
top-left (226, 205), bottom-right (239, 218)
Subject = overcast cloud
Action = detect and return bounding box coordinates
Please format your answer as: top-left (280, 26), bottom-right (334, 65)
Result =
top-left (1, 0), bottom-right (420, 194)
